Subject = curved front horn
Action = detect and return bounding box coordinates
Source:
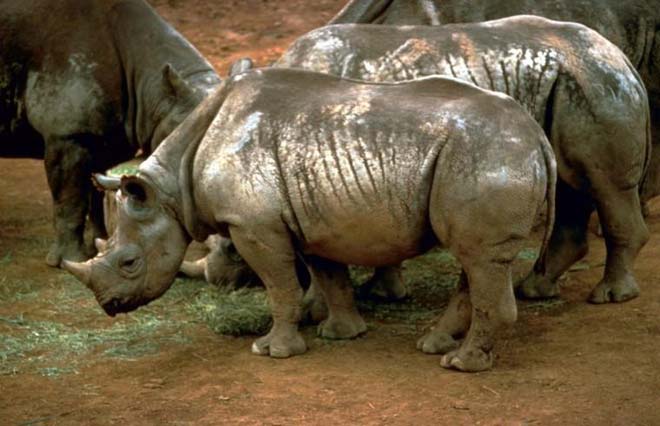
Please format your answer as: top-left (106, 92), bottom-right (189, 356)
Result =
top-left (62, 260), bottom-right (92, 287)
top-left (92, 173), bottom-right (121, 191)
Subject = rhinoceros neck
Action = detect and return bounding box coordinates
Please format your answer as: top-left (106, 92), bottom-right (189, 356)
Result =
top-left (106, 0), bottom-right (219, 152)
top-left (139, 80), bottom-right (232, 241)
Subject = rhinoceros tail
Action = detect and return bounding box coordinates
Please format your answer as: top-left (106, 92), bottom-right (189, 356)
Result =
top-left (535, 132), bottom-right (557, 275)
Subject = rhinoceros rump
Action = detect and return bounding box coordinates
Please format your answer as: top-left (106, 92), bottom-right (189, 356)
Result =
top-left (0, 0), bottom-right (220, 266)
top-left (65, 68), bottom-right (555, 372)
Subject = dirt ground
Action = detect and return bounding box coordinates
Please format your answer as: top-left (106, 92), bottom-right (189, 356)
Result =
top-left (2, 1), bottom-right (660, 424)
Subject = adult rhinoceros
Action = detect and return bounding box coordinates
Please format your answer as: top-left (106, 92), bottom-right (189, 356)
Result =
top-left (330, 0), bottom-right (660, 202)
top-left (64, 68), bottom-right (556, 372)
top-left (207, 16), bottom-right (652, 308)
top-left (0, 0), bottom-right (221, 266)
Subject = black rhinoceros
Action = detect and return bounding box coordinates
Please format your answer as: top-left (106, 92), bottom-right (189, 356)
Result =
top-left (0, 0), bottom-right (221, 266)
top-left (272, 16), bottom-right (651, 311)
top-left (64, 68), bottom-right (556, 372)
top-left (330, 0), bottom-right (660, 202)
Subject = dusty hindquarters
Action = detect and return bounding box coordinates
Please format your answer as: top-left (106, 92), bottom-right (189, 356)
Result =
top-left (1, 0), bottom-right (660, 424)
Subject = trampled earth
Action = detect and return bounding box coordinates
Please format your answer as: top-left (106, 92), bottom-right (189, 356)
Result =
top-left (1, 1), bottom-right (659, 424)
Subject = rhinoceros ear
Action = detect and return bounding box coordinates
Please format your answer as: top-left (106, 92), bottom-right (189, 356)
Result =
top-left (164, 63), bottom-right (195, 100)
top-left (120, 175), bottom-right (156, 214)
top-left (229, 57), bottom-right (254, 77)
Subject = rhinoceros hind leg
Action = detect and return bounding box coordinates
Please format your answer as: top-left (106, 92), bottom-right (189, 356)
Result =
top-left (305, 257), bottom-right (367, 340)
top-left (229, 224), bottom-right (307, 358)
top-left (516, 180), bottom-right (594, 300)
top-left (440, 346), bottom-right (493, 372)
top-left (516, 272), bottom-right (560, 299)
top-left (358, 265), bottom-right (407, 301)
top-left (588, 185), bottom-right (648, 304)
top-left (417, 271), bottom-right (470, 354)
top-left (302, 282), bottom-right (328, 323)
top-left (589, 274), bottom-right (640, 304)
top-left (417, 330), bottom-right (460, 355)
top-left (441, 246), bottom-right (519, 372)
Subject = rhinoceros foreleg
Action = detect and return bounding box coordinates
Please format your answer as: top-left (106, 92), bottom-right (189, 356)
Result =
top-left (305, 257), bottom-right (367, 340)
top-left (517, 180), bottom-right (594, 299)
top-left (589, 183), bottom-right (648, 303)
top-left (229, 225), bottom-right (307, 358)
top-left (43, 136), bottom-right (94, 267)
top-left (416, 271), bottom-right (470, 354)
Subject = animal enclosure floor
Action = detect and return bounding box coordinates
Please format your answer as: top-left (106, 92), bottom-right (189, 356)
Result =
top-left (1, 1), bottom-right (659, 424)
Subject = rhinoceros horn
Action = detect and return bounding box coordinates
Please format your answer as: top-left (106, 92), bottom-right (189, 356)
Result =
top-left (62, 260), bottom-right (92, 287)
top-left (179, 257), bottom-right (207, 279)
top-left (94, 238), bottom-right (108, 252)
top-left (92, 173), bottom-right (121, 191)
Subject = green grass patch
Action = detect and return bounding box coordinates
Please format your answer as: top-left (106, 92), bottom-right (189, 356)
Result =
top-left (187, 287), bottom-right (272, 336)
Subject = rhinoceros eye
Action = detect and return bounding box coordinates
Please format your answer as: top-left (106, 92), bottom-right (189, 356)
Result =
top-left (119, 256), bottom-right (142, 275)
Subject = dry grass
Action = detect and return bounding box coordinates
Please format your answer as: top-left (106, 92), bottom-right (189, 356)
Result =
top-left (0, 244), bottom-right (550, 377)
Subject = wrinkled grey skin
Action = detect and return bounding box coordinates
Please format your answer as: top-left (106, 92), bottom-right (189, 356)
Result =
top-left (64, 68), bottom-right (556, 372)
top-left (0, 0), bottom-right (220, 266)
top-left (330, 0), bottom-right (660, 204)
top-left (275, 17), bottom-right (652, 308)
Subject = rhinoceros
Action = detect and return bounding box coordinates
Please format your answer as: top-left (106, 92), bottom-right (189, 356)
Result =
top-left (330, 0), bottom-right (660, 203)
top-left (64, 68), bottom-right (556, 372)
top-left (270, 17), bottom-right (651, 311)
top-left (0, 0), bottom-right (221, 266)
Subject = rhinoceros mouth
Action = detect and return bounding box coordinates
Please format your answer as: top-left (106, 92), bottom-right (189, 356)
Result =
top-left (101, 297), bottom-right (144, 317)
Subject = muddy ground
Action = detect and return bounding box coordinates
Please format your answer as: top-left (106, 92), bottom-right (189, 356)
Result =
top-left (1, 0), bottom-right (659, 424)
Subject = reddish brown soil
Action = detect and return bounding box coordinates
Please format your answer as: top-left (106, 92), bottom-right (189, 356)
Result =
top-left (2, 1), bottom-right (660, 424)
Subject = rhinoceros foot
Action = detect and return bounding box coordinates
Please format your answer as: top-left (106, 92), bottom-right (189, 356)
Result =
top-left (440, 346), bottom-right (493, 373)
top-left (251, 326), bottom-right (307, 358)
top-left (416, 329), bottom-right (459, 354)
top-left (317, 313), bottom-right (367, 339)
top-left (589, 274), bottom-right (640, 304)
top-left (515, 272), bottom-right (560, 299)
top-left (46, 241), bottom-right (90, 268)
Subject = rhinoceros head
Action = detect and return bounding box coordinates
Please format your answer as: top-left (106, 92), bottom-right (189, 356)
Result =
top-left (179, 235), bottom-right (258, 288)
top-left (64, 174), bottom-right (189, 316)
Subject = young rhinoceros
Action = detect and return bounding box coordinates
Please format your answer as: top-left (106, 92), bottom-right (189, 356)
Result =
top-left (64, 68), bottom-right (556, 372)
top-left (275, 16), bottom-right (652, 307)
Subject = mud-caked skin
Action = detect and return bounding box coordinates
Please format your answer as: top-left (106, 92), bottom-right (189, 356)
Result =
top-left (64, 68), bottom-right (556, 372)
top-left (277, 17), bottom-right (652, 306)
top-left (0, 0), bottom-right (220, 266)
top-left (331, 0), bottom-right (660, 207)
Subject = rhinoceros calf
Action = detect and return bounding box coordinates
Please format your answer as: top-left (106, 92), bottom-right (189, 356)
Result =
top-left (330, 0), bottom-right (660, 203)
top-left (64, 68), bottom-right (556, 372)
top-left (274, 16), bottom-right (651, 311)
top-left (0, 0), bottom-right (220, 266)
